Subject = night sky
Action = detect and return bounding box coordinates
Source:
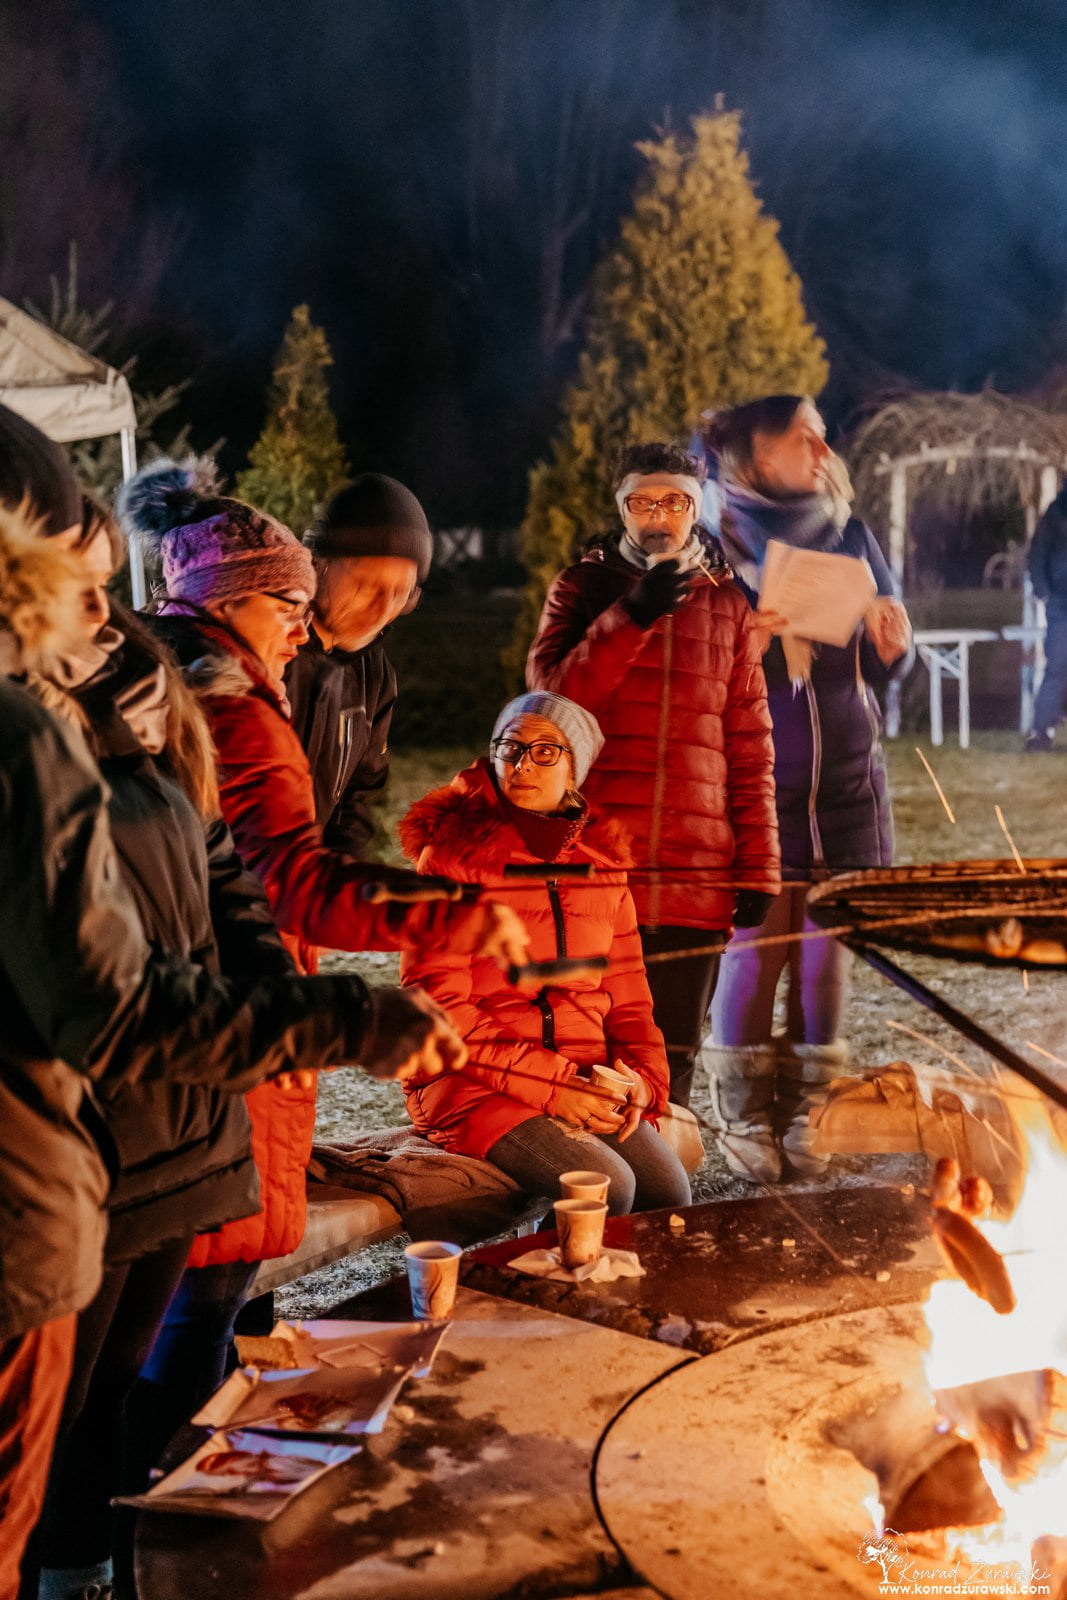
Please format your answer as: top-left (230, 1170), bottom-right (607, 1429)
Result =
top-left (4, 0), bottom-right (1067, 523)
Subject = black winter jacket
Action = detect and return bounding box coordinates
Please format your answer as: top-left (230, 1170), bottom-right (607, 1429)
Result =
top-left (0, 676), bottom-right (382, 1341)
top-left (72, 640), bottom-right (299, 1262)
top-left (285, 627), bottom-right (396, 857)
top-left (1028, 491), bottom-right (1067, 620)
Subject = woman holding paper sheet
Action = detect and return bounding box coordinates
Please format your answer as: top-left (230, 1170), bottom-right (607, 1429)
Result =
top-left (702, 395), bottom-right (913, 1184)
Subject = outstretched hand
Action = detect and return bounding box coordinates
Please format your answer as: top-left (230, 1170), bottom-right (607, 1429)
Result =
top-left (473, 902), bottom-right (531, 972)
top-left (358, 984), bottom-right (467, 1082)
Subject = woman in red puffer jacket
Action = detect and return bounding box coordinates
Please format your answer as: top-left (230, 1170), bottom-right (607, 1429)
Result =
top-left (399, 692), bottom-right (691, 1215)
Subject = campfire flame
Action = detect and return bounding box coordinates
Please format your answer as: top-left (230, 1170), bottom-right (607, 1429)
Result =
top-left (922, 1092), bottom-right (1067, 1575)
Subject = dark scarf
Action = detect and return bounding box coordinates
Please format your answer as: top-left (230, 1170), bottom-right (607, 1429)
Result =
top-left (498, 790), bottom-right (588, 863)
top-left (719, 480), bottom-right (847, 591)
top-left (720, 480), bottom-right (850, 684)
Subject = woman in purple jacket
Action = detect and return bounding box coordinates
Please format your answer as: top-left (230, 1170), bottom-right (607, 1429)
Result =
top-left (702, 395), bottom-right (913, 1184)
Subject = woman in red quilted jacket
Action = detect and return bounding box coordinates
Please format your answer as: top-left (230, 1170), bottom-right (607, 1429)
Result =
top-left (527, 441), bottom-right (781, 1110)
top-left (399, 692), bottom-right (691, 1215)
top-left (116, 460), bottom-right (528, 1465)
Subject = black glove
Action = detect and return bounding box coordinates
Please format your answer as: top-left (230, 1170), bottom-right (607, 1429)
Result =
top-left (622, 559), bottom-right (692, 629)
top-left (357, 986), bottom-right (436, 1079)
top-left (734, 889), bottom-right (776, 929)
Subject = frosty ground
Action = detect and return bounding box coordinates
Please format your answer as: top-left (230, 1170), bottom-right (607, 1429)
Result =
top-left (278, 733), bottom-right (1067, 1317)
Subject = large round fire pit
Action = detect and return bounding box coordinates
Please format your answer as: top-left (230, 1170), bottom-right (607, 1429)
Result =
top-left (596, 1303), bottom-right (1045, 1599)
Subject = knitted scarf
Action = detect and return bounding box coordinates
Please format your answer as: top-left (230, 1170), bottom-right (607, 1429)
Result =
top-left (499, 790), bottom-right (588, 862)
top-left (719, 481), bottom-right (849, 684)
top-left (618, 527), bottom-right (709, 574)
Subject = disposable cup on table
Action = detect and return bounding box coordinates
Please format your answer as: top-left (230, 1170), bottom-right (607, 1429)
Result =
top-left (559, 1170), bottom-right (611, 1204)
top-left (552, 1198), bottom-right (608, 1270)
top-left (404, 1241), bottom-right (462, 1320)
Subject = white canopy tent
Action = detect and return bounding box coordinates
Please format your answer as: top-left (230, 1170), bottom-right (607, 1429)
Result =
top-left (0, 296), bottom-right (147, 604)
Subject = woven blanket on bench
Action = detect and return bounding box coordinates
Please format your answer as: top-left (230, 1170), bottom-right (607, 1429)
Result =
top-left (309, 1130), bottom-right (542, 1244)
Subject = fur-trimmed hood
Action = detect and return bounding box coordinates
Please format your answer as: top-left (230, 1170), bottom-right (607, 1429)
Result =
top-left (148, 607), bottom-right (287, 715)
top-left (0, 503), bottom-right (86, 676)
top-left (399, 758), bottom-right (632, 880)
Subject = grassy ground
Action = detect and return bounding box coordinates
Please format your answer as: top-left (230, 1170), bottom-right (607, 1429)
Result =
top-left (278, 733), bottom-right (1067, 1317)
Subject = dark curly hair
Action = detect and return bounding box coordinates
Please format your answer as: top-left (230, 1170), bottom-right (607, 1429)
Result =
top-left (610, 441), bottom-right (706, 491)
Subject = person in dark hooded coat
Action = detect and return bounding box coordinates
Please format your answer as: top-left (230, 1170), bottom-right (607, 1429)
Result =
top-left (704, 395), bottom-right (912, 1186)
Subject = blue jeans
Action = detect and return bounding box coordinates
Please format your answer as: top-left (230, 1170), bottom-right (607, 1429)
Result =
top-left (1033, 614), bottom-right (1067, 734)
top-left (488, 1115), bottom-right (691, 1216)
top-left (126, 1260), bottom-right (260, 1490)
top-left (711, 883), bottom-right (851, 1047)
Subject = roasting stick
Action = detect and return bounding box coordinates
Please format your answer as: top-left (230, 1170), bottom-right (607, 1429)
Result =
top-left (850, 941), bottom-right (1067, 1112)
top-left (914, 746), bottom-right (957, 824)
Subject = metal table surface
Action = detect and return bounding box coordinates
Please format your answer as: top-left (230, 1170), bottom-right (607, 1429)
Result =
top-left (136, 1187), bottom-right (942, 1599)
top-left (342, 1184), bottom-right (942, 1354)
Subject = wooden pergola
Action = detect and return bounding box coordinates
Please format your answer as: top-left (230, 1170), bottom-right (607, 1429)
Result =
top-left (847, 392), bottom-right (1067, 737)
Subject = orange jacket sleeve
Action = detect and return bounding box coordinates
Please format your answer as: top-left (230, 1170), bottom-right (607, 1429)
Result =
top-left (206, 694), bottom-right (485, 956)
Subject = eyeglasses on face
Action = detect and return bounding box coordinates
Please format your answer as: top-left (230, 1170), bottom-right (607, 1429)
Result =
top-left (623, 491), bottom-right (693, 517)
top-left (264, 591), bottom-right (314, 624)
top-left (490, 737), bottom-right (569, 768)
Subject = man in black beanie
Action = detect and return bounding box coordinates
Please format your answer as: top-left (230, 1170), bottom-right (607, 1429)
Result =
top-left (286, 474), bottom-right (433, 856)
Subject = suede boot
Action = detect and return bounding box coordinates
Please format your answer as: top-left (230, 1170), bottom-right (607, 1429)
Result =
top-left (776, 1038), bottom-right (850, 1178)
top-left (703, 1043), bottom-right (782, 1183)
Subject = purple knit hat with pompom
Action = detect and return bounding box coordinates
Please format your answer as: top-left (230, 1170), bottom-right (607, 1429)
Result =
top-left (117, 458), bottom-right (315, 606)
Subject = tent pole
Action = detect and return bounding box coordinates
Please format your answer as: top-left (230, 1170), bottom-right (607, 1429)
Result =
top-left (884, 462), bottom-right (908, 738)
top-left (120, 429), bottom-right (146, 609)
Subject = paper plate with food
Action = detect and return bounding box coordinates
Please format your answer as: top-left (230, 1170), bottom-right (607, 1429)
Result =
top-left (123, 1429), bottom-right (361, 1520)
top-left (193, 1359), bottom-right (412, 1438)
top-left (235, 1317), bottom-right (449, 1379)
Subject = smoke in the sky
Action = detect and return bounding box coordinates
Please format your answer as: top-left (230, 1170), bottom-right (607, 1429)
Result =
top-left (6, 0), bottom-right (1067, 515)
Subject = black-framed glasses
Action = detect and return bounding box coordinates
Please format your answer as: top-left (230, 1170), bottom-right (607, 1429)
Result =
top-left (264, 590), bottom-right (314, 624)
top-left (491, 737), bottom-right (569, 768)
top-left (623, 491), bottom-right (693, 516)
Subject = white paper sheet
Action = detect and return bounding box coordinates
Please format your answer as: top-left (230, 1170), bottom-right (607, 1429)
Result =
top-left (759, 539), bottom-right (877, 647)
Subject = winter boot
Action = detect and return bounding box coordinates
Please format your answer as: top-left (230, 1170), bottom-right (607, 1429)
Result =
top-left (703, 1043), bottom-right (782, 1183)
top-left (776, 1038), bottom-right (850, 1178)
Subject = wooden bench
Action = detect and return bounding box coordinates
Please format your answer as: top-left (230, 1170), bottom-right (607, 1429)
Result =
top-left (249, 1105), bottom-right (706, 1298)
top-left (250, 1186), bottom-right (403, 1296)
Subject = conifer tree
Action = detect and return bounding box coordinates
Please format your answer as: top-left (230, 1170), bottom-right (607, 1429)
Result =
top-left (237, 305), bottom-right (349, 532)
top-left (507, 108), bottom-right (828, 677)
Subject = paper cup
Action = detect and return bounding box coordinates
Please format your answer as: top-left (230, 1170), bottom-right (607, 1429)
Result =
top-left (404, 1241), bottom-right (462, 1320)
top-left (589, 1063), bottom-right (631, 1107)
top-left (559, 1170), bottom-right (611, 1204)
top-left (552, 1198), bottom-right (608, 1270)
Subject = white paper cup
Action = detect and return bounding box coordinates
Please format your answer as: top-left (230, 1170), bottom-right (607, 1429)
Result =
top-left (588, 1063), bottom-right (631, 1107)
top-left (552, 1198), bottom-right (608, 1270)
top-left (404, 1241), bottom-right (462, 1320)
top-left (559, 1170), bottom-right (611, 1204)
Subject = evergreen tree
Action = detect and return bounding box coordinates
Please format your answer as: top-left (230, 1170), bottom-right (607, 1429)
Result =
top-left (236, 305), bottom-right (349, 532)
top-left (25, 243), bottom-right (204, 497)
top-left (507, 108), bottom-right (828, 678)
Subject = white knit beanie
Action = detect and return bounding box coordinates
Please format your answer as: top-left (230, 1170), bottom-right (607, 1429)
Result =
top-left (491, 692), bottom-right (604, 786)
